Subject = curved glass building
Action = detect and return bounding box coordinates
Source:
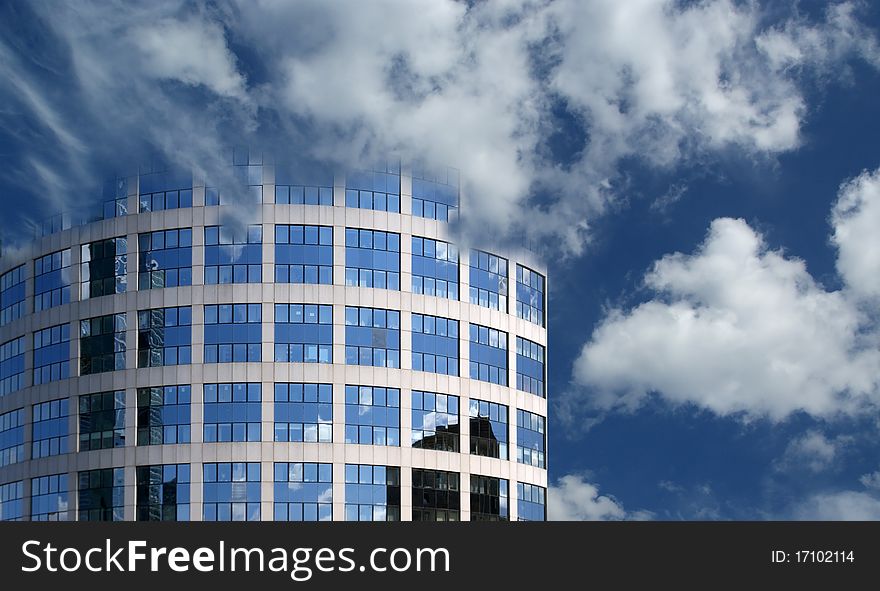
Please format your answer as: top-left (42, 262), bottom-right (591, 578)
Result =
top-left (0, 152), bottom-right (547, 521)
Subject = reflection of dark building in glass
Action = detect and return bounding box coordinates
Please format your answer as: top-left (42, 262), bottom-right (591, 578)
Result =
top-left (0, 154), bottom-right (547, 521)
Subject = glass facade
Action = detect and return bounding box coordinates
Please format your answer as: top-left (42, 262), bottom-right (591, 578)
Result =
top-left (517, 482), bottom-right (546, 521)
top-left (34, 249), bottom-right (71, 312)
top-left (469, 399), bottom-right (508, 460)
top-left (0, 336), bottom-right (25, 395)
top-left (137, 306), bottom-right (192, 367)
top-left (470, 475), bottom-right (508, 521)
top-left (0, 409), bottom-right (24, 467)
top-left (516, 409), bottom-right (546, 468)
top-left (204, 303), bottom-right (262, 363)
top-left (33, 324), bottom-right (70, 385)
top-left (137, 228), bottom-right (193, 289)
top-left (469, 323), bottom-right (508, 386)
top-left (412, 313), bottom-right (459, 376)
top-left (274, 303), bottom-right (332, 363)
top-left (345, 228), bottom-right (400, 290)
top-left (274, 225), bottom-right (333, 284)
top-left (31, 474), bottom-right (69, 521)
top-left (78, 390), bottom-right (125, 451)
top-left (1, 157), bottom-right (547, 523)
top-left (203, 383), bottom-right (262, 443)
top-left (80, 237), bottom-right (127, 299)
top-left (411, 391), bottom-right (459, 452)
top-left (344, 385), bottom-right (400, 446)
top-left (80, 313), bottom-right (127, 375)
top-left (136, 464), bottom-right (191, 521)
top-left (345, 163), bottom-right (401, 212)
top-left (32, 399), bottom-right (69, 458)
top-left (411, 165), bottom-right (459, 222)
top-left (274, 383), bottom-right (332, 443)
top-left (412, 236), bottom-right (459, 300)
top-left (344, 464), bottom-right (401, 521)
top-left (138, 168), bottom-right (193, 212)
top-left (469, 249), bottom-right (508, 312)
top-left (78, 468), bottom-right (124, 521)
top-left (0, 264), bottom-right (26, 326)
top-left (516, 264), bottom-right (545, 326)
top-left (0, 480), bottom-right (23, 521)
top-left (516, 336), bottom-right (545, 397)
top-left (203, 462), bottom-right (261, 521)
top-left (205, 225), bottom-right (263, 284)
top-left (136, 385), bottom-right (191, 445)
top-left (412, 468), bottom-right (460, 521)
top-left (274, 462), bottom-right (333, 521)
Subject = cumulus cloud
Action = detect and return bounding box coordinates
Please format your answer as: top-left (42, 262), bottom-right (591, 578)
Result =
top-left (792, 490), bottom-right (880, 520)
top-left (859, 470), bottom-right (880, 490)
top-left (0, 0), bottom-right (878, 248)
top-left (774, 431), bottom-right (852, 473)
top-left (548, 474), bottom-right (653, 521)
top-left (831, 168), bottom-right (880, 299)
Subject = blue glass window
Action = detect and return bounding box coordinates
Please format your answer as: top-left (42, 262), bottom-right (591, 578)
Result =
top-left (412, 469), bottom-right (460, 521)
top-left (516, 264), bottom-right (545, 326)
top-left (344, 385), bottom-right (400, 446)
top-left (273, 166), bottom-right (333, 206)
top-left (273, 462), bottom-right (333, 521)
top-left (206, 161), bottom-right (264, 206)
top-left (137, 306), bottom-right (192, 367)
top-left (34, 249), bottom-right (71, 312)
top-left (79, 390), bottom-right (125, 451)
top-left (31, 474), bottom-right (69, 521)
top-left (345, 162), bottom-right (401, 212)
top-left (137, 385), bottom-right (191, 446)
top-left (344, 464), bottom-right (401, 521)
top-left (517, 482), bottom-right (546, 521)
top-left (0, 409), bottom-right (24, 467)
top-left (469, 323), bottom-right (508, 386)
top-left (516, 409), bottom-right (546, 468)
top-left (203, 303), bottom-right (262, 363)
top-left (203, 462), bottom-right (261, 521)
top-left (516, 337), bottom-right (545, 397)
top-left (344, 228), bottom-right (400, 290)
top-left (274, 304), bottom-right (332, 363)
top-left (412, 313), bottom-right (459, 376)
top-left (469, 399), bottom-right (508, 460)
top-left (412, 165), bottom-right (459, 222)
top-left (100, 176), bottom-right (128, 220)
top-left (471, 475), bottom-right (508, 521)
top-left (138, 228), bottom-right (193, 289)
top-left (80, 237), bottom-right (127, 299)
top-left (138, 168), bottom-right (193, 212)
top-left (0, 336), bottom-right (25, 395)
top-left (136, 464), bottom-right (191, 521)
top-left (469, 250), bottom-right (508, 312)
top-left (412, 236), bottom-right (459, 300)
top-left (204, 225), bottom-right (263, 284)
top-left (80, 313), bottom-right (127, 375)
top-left (0, 264), bottom-right (26, 326)
top-left (78, 468), bottom-right (124, 521)
top-left (203, 382), bottom-right (262, 442)
top-left (411, 391), bottom-right (460, 452)
top-left (32, 399), bottom-right (69, 458)
top-left (344, 306), bottom-right (400, 368)
top-left (274, 225), bottom-right (333, 284)
top-left (33, 324), bottom-right (70, 385)
top-left (274, 383), bottom-right (333, 443)
top-left (0, 481), bottom-right (23, 521)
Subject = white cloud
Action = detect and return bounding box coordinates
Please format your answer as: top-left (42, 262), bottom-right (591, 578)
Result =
top-left (775, 431), bottom-right (851, 473)
top-left (548, 474), bottom-right (653, 521)
top-left (571, 213), bottom-right (880, 421)
top-left (831, 168), bottom-right (880, 300)
top-left (860, 470), bottom-right (880, 490)
top-left (792, 490), bottom-right (880, 520)
top-left (133, 17), bottom-right (248, 100)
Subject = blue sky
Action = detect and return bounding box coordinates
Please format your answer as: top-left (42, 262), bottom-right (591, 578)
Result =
top-left (3, 0), bottom-right (880, 519)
